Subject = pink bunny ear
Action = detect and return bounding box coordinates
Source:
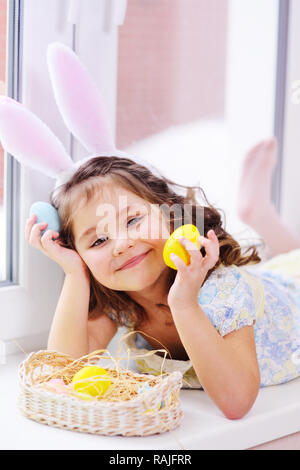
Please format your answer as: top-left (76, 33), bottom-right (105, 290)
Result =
top-left (0, 96), bottom-right (74, 178)
top-left (47, 42), bottom-right (116, 155)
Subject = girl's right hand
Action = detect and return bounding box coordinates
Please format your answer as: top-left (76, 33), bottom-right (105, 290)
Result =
top-left (25, 214), bottom-right (89, 277)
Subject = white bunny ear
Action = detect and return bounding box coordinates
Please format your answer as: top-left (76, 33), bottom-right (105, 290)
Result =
top-left (47, 42), bottom-right (116, 155)
top-left (0, 96), bottom-right (74, 179)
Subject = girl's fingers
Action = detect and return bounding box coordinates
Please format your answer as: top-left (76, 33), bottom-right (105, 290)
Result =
top-left (40, 229), bottom-right (60, 249)
top-left (26, 212), bottom-right (60, 258)
top-left (170, 253), bottom-right (187, 271)
top-left (25, 214), bottom-right (37, 241)
top-left (200, 231), bottom-right (219, 263)
top-left (179, 236), bottom-right (203, 263)
top-left (29, 221), bottom-right (49, 250)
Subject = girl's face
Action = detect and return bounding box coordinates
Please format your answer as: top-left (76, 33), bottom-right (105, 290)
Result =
top-left (73, 185), bottom-right (171, 291)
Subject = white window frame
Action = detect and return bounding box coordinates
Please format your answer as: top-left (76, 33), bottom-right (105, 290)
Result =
top-left (0, 0), bottom-right (125, 356)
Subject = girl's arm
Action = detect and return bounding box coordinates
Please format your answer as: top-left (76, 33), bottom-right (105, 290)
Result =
top-left (168, 231), bottom-right (260, 419)
top-left (171, 304), bottom-right (260, 420)
top-left (47, 272), bottom-right (90, 357)
top-left (87, 311), bottom-right (118, 354)
top-left (47, 271), bottom-right (117, 358)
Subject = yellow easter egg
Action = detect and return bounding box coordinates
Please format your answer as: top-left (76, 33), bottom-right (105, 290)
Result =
top-left (163, 224), bottom-right (201, 270)
top-left (72, 365), bottom-right (111, 399)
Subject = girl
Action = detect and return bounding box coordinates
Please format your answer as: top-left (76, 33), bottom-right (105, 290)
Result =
top-left (25, 138), bottom-right (300, 420)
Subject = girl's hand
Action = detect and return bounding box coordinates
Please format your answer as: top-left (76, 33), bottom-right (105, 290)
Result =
top-left (25, 214), bottom-right (89, 277)
top-left (167, 229), bottom-right (219, 311)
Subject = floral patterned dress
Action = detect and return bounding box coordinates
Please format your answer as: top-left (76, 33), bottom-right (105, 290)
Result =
top-left (125, 248), bottom-right (300, 389)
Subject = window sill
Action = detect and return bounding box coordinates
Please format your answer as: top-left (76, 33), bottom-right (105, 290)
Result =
top-left (2, 351), bottom-right (300, 450)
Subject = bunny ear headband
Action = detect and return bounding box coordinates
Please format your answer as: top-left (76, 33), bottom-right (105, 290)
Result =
top-left (0, 42), bottom-right (155, 199)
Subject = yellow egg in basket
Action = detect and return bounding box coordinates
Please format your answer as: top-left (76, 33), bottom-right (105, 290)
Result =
top-left (72, 365), bottom-right (111, 399)
top-left (163, 224), bottom-right (201, 270)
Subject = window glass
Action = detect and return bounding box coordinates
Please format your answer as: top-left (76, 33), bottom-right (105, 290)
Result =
top-left (116, 0), bottom-right (278, 245)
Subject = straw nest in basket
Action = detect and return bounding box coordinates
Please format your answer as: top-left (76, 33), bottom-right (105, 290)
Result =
top-left (18, 348), bottom-right (184, 437)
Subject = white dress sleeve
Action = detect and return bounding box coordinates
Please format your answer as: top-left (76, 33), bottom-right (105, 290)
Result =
top-left (198, 265), bottom-right (259, 336)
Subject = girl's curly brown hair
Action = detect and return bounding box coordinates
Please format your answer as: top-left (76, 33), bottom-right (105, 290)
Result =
top-left (50, 156), bottom-right (263, 329)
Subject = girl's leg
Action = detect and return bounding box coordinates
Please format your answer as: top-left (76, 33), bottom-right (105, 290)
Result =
top-left (237, 138), bottom-right (300, 256)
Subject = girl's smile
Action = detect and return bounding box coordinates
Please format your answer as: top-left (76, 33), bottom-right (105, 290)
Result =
top-left (116, 249), bottom-right (152, 271)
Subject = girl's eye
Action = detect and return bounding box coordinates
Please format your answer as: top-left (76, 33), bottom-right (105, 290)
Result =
top-left (128, 216), bottom-right (143, 226)
top-left (91, 236), bottom-right (107, 248)
top-left (91, 217), bottom-right (143, 248)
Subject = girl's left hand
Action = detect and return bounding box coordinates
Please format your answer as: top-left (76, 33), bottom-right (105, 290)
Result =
top-left (167, 230), bottom-right (220, 311)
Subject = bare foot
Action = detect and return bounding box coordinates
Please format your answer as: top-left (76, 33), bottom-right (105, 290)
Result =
top-left (237, 138), bottom-right (277, 230)
top-left (237, 137), bottom-right (300, 256)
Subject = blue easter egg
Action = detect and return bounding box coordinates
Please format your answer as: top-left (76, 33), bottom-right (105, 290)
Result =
top-left (29, 201), bottom-right (61, 237)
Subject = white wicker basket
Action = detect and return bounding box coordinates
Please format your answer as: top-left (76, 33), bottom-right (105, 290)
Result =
top-left (18, 350), bottom-right (184, 437)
